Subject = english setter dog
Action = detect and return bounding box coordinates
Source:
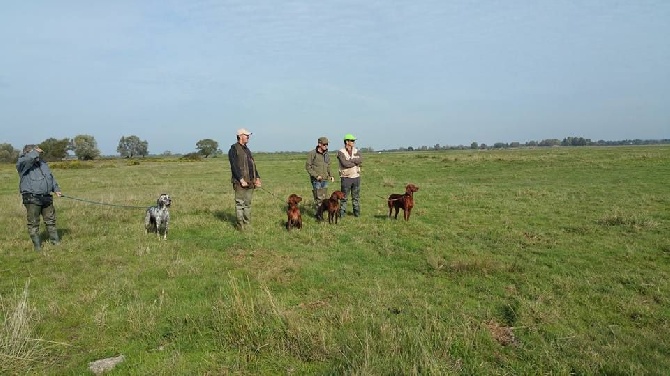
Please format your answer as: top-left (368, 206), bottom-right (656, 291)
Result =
top-left (145, 194), bottom-right (171, 240)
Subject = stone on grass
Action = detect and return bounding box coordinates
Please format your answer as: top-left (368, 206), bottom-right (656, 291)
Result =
top-left (88, 354), bottom-right (125, 374)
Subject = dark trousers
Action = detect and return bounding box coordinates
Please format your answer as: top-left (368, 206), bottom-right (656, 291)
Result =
top-left (24, 202), bottom-right (57, 238)
top-left (340, 177), bottom-right (360, 217)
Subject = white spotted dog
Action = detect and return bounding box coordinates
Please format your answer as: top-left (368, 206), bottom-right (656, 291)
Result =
top-left (145, 194), bottom-right (171, 240)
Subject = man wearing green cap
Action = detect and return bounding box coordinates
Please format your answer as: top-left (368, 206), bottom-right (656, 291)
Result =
top-left (305, 136), bottom-right (334, 218)
top-left (337, 133), bottom-right (363, 217)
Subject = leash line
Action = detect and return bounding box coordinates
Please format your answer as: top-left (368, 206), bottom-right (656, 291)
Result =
top-left (256, 186), bottom-right (286, 203)
top-left (60, 194), bottom-right (148, 209)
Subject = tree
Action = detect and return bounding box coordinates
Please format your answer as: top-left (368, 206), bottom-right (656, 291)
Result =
top-left (195, 139), bottom-right (219, 158)
top-left (137, 140), bottom-right (149, 157)
top-left (39, 138), bottom-right (70, 161)
top-left (470, 142), bottom-right (478, 150)
top-left (0, 143), bottom-right (19, 163)
top-left (117, 135), bottom-right (149, 158)
top-left (71, 134), bottom-right (100, 160)
top-left (539, 139), bottom-right (560, 147)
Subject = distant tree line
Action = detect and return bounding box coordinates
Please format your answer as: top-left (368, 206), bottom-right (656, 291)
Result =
top-left (0, 135), bottom-right (223, 162)
top-left (388, 137), bottom-right (670, 152)
top-left (1, 135), bottom-right (668, 163)
top-left (0, 135), bottom-right (102, 162)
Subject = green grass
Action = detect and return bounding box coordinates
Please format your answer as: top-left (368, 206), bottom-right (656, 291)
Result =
top-left (1, 146), bottom-right (669, 374)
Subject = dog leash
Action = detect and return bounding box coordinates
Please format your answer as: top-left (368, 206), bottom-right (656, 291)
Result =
top-left (60, 194), bottom-right (149, 209)
top-left (256, 186), bottom-right (287, 203)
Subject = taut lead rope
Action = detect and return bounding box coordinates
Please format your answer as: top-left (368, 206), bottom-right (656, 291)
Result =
top-left (60, 194), bottom-right (148, 209)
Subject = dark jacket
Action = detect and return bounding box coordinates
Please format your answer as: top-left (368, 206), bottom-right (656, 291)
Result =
top-left (16, 150), bottom-right (61, 195)
top-left (228, 142), bottom-right (259, 185)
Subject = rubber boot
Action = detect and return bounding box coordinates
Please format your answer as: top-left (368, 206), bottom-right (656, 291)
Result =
top-left (315, 188), bottom-right (329, 219)
top-left (30, 234), bottom-right (42, 251)
top-left (48, 227), bottom-right (60, 245)
top-left (339, 199), bottom-right (347, 218)
top-left (235, 200), bottom-right (246, 230)
top-left (312, 189), bottom-right (320, 210)
top-left (242, 207), bottom-right (251, 226)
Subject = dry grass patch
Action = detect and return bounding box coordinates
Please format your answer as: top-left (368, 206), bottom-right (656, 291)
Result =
top-left (0, 280), bottom-right (62, 374)
top-left (485, 319), bottom-right (519, 347)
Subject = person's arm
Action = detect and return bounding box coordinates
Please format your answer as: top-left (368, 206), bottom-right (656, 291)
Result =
top-left (354, 151), bottom-right (363, 166)
top-left (52, 173), bottom-right (62, 196)
top-left (228, 146), bottom-right (243, 182)
top-left (49, 167), bottom-right (62, 196)
top-left (326, 152), bottom-right (334, 181)
top-left (337, 150), bottom-right (357, 168)
top-left (16, 150), bottom-right (40, 175)
top-left (252, 154), bottom-right (261, 187)
top-left (305, 151), bottom-right (318, 179)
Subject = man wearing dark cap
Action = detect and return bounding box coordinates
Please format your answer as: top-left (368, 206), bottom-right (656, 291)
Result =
top-left (305, 136), bottom-right (334, 217)
top-left (228, 128), bottom-right (261, 230)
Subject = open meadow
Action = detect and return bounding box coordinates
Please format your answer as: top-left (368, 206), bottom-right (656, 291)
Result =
top-left (1, 146), bottom-right (669, 374)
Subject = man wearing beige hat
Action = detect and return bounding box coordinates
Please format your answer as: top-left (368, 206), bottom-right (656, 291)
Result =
top-left (228, 128), bottom-right (261, 230)
top-left (305, 136), bottom-right (334, 218)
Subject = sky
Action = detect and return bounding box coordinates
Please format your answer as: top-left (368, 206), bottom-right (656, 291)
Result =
top-left (1, 1), bottom-right (668, 155)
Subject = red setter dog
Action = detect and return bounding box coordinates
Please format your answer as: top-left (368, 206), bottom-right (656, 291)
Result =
top-left (388, 184), bottom-right (419, 221)
top-left (286, 194), bottom-right (302, 230)
top-left (317, 190), bottom-right (346, 224)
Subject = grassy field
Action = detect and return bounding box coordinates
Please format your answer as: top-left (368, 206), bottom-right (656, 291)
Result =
top-left (1, 146), bottom-right (669, 374)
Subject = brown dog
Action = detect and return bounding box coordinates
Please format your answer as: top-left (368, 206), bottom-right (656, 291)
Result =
top-left (317, 190), bottom-right (346, 224)
top-left (388, 184), bottom-right (419, 221)
top-left (286, 194), bottom-right (302, 230)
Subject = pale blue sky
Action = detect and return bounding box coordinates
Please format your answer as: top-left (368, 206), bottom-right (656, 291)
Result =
top-left (1, 1), bottom-right (668, 154)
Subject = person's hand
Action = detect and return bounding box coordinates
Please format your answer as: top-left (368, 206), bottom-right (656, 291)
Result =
top-left (240, 178), bottom-right (249, 187)
top-left (254, 178), bottom-right (261, 188)
top-left (316, 175), bottom-right (322, 181)
top-left (35, 147), bottom-right (43, 153)
top-left (329, 176), bottom-right (335, 182)
top-left (55, 192), bottom-right (62, 197)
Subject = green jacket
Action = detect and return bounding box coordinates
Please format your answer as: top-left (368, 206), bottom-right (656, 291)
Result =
top-left (305, 148), bottom-right (332, 181)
